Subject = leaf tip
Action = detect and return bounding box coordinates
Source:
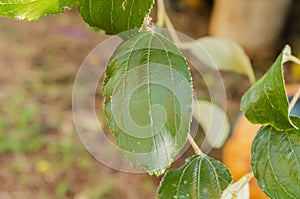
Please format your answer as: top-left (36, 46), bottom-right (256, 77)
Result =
top-left (283, 45), bottom-right (292, 63)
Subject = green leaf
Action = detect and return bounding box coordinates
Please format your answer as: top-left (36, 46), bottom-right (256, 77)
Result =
top-left (193, 100), bottom-right (230, 148)
top-left (182, 37), bottom-right (255, 83)
top-left (157, 155), bottom-right (232, 199)
top-left (251, 116), bottom-right (300, 199)
top-left (0, 0), bottom-right (77, 21)
top-left (241, 45), bottom-right (297, 131)
top-left (102, 31), bottom-right (192, 175)
top-left (78, 0), bottom-right (154, 35)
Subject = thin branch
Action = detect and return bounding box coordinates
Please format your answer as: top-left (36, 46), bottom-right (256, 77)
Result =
top-left (289, 86), bottom-right (300, 113)
top-left (155, 0), bottom-right (181, 44)
top-left (288, 55), bottom-right (300, 65)
top-left (156, 0), bottom-right (165, 27)
top-left (188, 134), bottom-right (205, 156)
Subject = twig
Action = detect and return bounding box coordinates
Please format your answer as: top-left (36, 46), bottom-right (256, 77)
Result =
top-left (289, 86), bottom-right (300, 113)
top-left (155, 0), bottom-right (181, 44)
top-left (188, 134), bottom-right (205, 156)
top-left (288, 55), bottom-right (300, 65)
top-left (156, 0), bottom-right (165, 27)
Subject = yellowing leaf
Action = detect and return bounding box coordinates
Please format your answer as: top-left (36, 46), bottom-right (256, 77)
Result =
top-left (183, 37), bottom-right (255, 83)
top-left (193, 100), bottom-right (230, 148)
top-left (222, 173), bottom-right (252, 199)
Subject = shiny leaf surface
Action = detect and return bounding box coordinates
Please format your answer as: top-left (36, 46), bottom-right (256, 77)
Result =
top-left (78, 0), bottom-right (154, 34)
top-left (0, 0), bottom-right (77, 21)
top-left (251, 116), bottom-right (300, 198)
top-left (241, 45), bottom-right (297, 131)
top-left (103, 31), bottom-right (192, 175)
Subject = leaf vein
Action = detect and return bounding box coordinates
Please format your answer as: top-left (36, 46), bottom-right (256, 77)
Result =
top-left (267, 129), bottom-right (296, 198)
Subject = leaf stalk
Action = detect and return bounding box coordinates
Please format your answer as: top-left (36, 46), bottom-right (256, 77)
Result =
top-left (156, 0), bottom-right (181, 44)
top-left (187, 134), bottom-right (205, 156)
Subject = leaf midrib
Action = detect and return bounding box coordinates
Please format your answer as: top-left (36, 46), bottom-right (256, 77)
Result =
top-left (175, 157), bottom-right (198, 197)
top-left (205, 156), bottom-right (222, 197)
top-left (154, 34), bottom-right (178, 160)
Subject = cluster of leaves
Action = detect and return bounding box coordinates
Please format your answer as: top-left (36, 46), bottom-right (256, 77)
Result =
top-left (156, 46), bottom-right (300, 199)
top-left (1, 1), bottom-right (299, 199)
top-left (241, 46), bottom-right (300, 198)
top-left (0, 0), bottom-right (154, 35)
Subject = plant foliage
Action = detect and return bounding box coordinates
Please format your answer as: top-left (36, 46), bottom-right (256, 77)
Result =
top-left (1, 1), bottom-right (300, 198)
top-left (157, 155), bottom-right (232, 199)
top-left (102, 31), bottom-right (192, 175)
top-left (0, 0), bottom-right (154, 34)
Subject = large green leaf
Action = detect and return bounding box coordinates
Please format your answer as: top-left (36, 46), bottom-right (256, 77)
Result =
top-left (157, 155), bottom-right (232, 199)
top-left (102, 31), bottom-right (192, 175)
top-left (251, 116), bottom-right (300, 199)
top-left (241, 45), bottom-right (297, 131)
top-left (78, 0), bottom-right (154, 35)
top-left (0, 0), bottom-right (77, 21)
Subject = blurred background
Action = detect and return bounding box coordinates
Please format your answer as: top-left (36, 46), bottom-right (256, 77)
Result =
top-left (0, 0), bottom-right (299, 198)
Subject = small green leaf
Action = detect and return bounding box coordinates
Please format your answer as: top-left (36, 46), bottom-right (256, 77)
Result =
top-left (103, 31), bottom-right (192, 175)
top-left (0, 0), bottom-right (77, 21)
top-left (157, 155), bottom-right (232, 199)
top-left (183, 37), bottom-right (255, 83)
top-left (193, 100), bottom-right (230, 148)
top-left (241, 45), bottom-right (297, 131)
top-left (251, 116), bottom-right (300, 199)
top-left (78, 0), bottom-right (154, 35)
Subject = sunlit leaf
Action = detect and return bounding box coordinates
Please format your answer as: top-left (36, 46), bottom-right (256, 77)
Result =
top-left (0, 0), bottom-right (77, 21)
top-left (251, 116), bottom-right (300, 198)
top-left (221, 173), bottom-right (252, 199)
top-left (78, 0), bottom-right (154, 35)
top-left (157, 155), bottom-right (232, 199)
top-left (102, 31), bottom-right (192, 175)
top-left (193, 100), bottom-right (230, 148)
top-left (183, 37), bottom-right (255, 83)
top-left (0, 0), bottom-right (154, 35)
top-left (241, 45), bottom-right (297, 131)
